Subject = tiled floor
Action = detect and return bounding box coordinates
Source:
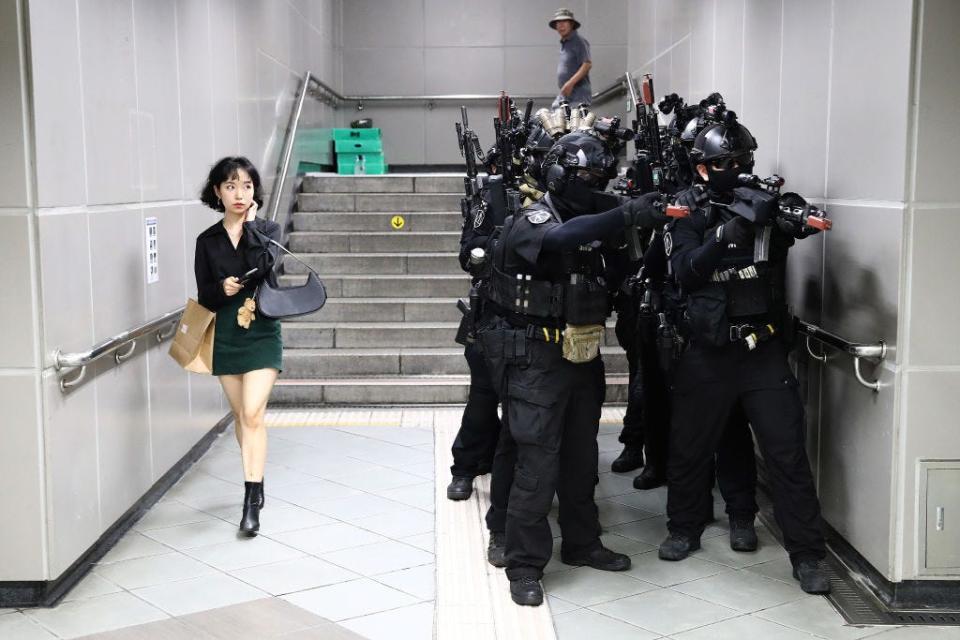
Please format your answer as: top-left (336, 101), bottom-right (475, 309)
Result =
top-left (3, 407), bottom-right (959, 639)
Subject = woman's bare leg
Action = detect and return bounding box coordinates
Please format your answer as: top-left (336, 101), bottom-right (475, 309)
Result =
top-left (219, 374), bottom-right (245, 446)
top-left (238, 368), bottom-right (279, 482)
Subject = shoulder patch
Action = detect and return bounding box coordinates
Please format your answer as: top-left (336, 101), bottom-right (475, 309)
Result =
top-left (663, 231), bottom-right (673, 257)
top-left (526, 209), bottom-right (552, 225)
top-left (473, 205), bottom-right (486, 229)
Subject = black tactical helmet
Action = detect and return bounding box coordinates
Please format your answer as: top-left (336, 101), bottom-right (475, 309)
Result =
top-left (541, 131), bottom-right (618, 194)
top-left (689, 117), bottom-right (757, 169)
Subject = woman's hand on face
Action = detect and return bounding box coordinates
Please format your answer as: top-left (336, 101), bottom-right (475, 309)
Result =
top-left (245, 200), bottom-right (259, 222)
top-left (222, 276), bottom-right (243, 296)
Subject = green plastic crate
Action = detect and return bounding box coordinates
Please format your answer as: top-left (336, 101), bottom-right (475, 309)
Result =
top-left (336, 152), bottom-right (387, 175)
top-left (332, 128), bottom-right (382, 141)
top-left (334, 138), bottom-right (383, 153)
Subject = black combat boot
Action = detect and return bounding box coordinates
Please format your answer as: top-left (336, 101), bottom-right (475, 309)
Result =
top-left (658, 533), bottom-right (701, 560)
top-left (446, 476), bottom-right (473, 501)
top-left (561, 545), bottom-right (631, 571)
top-left (509, 576), bottom-right (543, 606)
top-left (487, 531), bottom-right (506, 568)
top-left (611, 445), bottom-right (644, 473)
top-left (793, 560), bottom-right (831, 594)
top-left (729, 515), bottom-right (758, 552)
top-left (633, 465), bottom-right (666, 490)
top-left (259, 478), bottom-right (265, 509)
top-left (239, 481), bottom-right (262, 537)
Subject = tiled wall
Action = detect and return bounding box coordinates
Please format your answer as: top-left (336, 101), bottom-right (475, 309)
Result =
top-left (338, 0), bottom-right (629, 165)
top-left (627, 0), bottom-right (960, 582)
top-left (1, 0), bottom-right (340, 581)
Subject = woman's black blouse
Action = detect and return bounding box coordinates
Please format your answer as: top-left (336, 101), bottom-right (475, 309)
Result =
top-left (194, 218), bottom-right (281, 311)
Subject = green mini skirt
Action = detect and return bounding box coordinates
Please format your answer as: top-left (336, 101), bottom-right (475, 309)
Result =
top-left (212, 294), bottom-right (283, 376)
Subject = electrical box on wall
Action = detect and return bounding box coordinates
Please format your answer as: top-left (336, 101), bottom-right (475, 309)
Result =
top-left (920, 461), bottom-right (960, 574)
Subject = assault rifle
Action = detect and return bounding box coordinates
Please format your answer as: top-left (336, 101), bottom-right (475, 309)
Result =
top-left (621, 72), bottom-right (666, 196)
top-left (455, 105), bottom-right (487, 220)
top-left (493, 92), bottom-right (534, 189)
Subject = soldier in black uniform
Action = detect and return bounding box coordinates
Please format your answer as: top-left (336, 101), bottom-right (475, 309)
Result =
top-left (481, 131), bottom-right (665, 606)
top-left (446, 174), bottom-right (510, 501)
top-left (658, 117), bottom-right (830, 594)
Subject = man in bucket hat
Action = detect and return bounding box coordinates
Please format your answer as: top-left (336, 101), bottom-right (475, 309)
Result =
top-left (550, 8), bottom-right (592, 107)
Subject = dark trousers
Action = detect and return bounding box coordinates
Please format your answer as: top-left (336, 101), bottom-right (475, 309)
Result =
top-left (503, 339), bottom-right (605, 580)
top-left (450, 343), bottom-right (502, 478)
top-left (615, 310), bottom-right (645, 448)
top-left (485, 417), bottom-right (515, 534)
top-left (666, 340), bottom-right (825, 563)
top-left (716, 403), bottom-right (758, 520)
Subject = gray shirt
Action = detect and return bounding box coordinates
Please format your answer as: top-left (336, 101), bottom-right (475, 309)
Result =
top-left (555, 31), bottom-right (592, 106)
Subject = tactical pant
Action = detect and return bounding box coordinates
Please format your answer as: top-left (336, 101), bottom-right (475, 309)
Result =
top-left (614, 308), bottom-right (645, 448)
top-left (716, 403), bottom-right (759, 520)
top-left (502, 338), bottom-right (606, 580)
top-left (450, 342), bottom-right (502, 478)
top-left (485, 417), bottom-right (516, 534)
top-left (667, 339), bottom-right (825, 563)
top-left (634, 312), bottom-right (671, 470)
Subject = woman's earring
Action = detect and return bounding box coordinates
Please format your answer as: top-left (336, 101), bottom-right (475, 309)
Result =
top-left (217, 196), bottom-right (222, 207)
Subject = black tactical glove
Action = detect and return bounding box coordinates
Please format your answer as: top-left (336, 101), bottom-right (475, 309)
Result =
top-left (719, 215), bottom-right (754, 247)
top-left (622, 192), bottom-right (668, 228)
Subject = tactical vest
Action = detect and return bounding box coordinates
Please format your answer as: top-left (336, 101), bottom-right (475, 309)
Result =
top-left (486, 201), bottom-right (609, 326)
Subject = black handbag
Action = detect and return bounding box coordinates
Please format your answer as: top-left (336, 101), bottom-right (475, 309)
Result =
top-left (252, 230), bottom-right (327, 320)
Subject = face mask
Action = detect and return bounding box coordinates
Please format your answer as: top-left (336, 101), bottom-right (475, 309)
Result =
top-left (705, 161), bottom-right (753, 194)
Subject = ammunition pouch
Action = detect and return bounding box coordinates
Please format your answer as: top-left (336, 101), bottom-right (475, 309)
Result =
top-left (683, 283), bottom-right (731, 348)
top-left (562, 324), bottom-right (604, 363)
top-left (722, 277), bottom-right (771, 318)
top-left (455, 311), bottom-right (474, 346)
top-left (563, 280), bottom-right (609, 325)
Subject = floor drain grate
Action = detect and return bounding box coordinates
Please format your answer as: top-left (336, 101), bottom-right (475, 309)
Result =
top-left (890, 611), bottom-right (960, 625)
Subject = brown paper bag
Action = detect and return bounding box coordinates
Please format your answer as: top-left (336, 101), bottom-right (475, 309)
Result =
top-left (168, 299), bottom-right (216, 374)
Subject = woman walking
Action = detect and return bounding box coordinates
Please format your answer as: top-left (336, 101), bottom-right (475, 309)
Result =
top-left (194, 156), bottom-right (282, 536)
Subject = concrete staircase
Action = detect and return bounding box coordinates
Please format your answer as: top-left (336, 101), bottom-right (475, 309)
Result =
top-left (270, 173), bottom-right (628, 405)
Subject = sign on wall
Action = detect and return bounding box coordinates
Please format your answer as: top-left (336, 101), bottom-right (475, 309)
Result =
top-left (145, 217), bottom-right (159, 284)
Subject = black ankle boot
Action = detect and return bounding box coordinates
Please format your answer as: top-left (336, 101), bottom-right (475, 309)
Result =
top-left (611, 445), bottom-right (644, 473)
top-left (239, 481), bottom-right (262, 537)
top-left (259, 478), bottom-right (265, 509)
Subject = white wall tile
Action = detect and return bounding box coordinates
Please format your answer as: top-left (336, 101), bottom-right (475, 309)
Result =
top-left (0, 214), bottom-right (38, 368)
top-left (826, 0), bottom-right (913, 201)
top-left (176, 0), bottom-right (215, 200)
top-left (93, 353), bottom-right (152, 527)
top-left (342, 0), bottom-right (424, 48)
top-left (89, 209), bottom-right (147, 340)
top-left (589, 45), bottom-right (629, 99)
top-left (777, 0), bottom-right (831, 199)
top-left (585, 0), bottom-right (629, 46)
top-left (43, 371), bottom-right (100, 578)
top-left (342, 48), bottom-right (425, 96)
top-left (0, 372), bottom-right (45, 580)
top-left (712, 0), bottom-right (744, 112)
top-left (627, 0), bottom-right (656, 74)
top-left (147, 351), bottom-right (194, 479)
top-left (27, 0), bottom-right (87, 208)
top-left (354, 106), bottom-right (425, 166)
top-left (912, 0), bottom-right (960, 203)
top-left (504, 46), bottom-right (560, 97)
top-left (819, 361), bottom-right (896, 576)
top-left (78, 0), bottom-right (140, 205)
top-left (424, 0), bottom-right (505, 47)
top-left (906, 207), bottom-right (960, 367)
top-left (686, 0), bottom-right (714, 98)
top-left (424, 48), bottom-right (504, 95)
top-left (38, 212), bottom-right (95, 363)
top-left (0, 0), bottom-right (30, 209)
top-left (740, 0), bottom-right (780, 175)
top-left (209, 0), bottom-right (240, 156)
top-left (133, 0), bottom-right (184, 202)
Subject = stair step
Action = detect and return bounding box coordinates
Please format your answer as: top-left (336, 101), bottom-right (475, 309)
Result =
top-left (281, 274), bottom-right (471, 298)
top-left (280, 347), bottom-right (628, 378)
top-left (281, 321), bottom-right (620, 349)
top-left (270, 374), bottom-right (629, 405)
top-left (289, 231), bottom-right (460, 253)
top-left (302, 174), bottom-right (465, 194)
top-left (283, 252), bottom-right (460, 276)
top-left (292, 211), bottom-right (462, 232)
top-left (303, 298), bottom-right (462, 322)
top-left (298, 192), bottom-right (461, 212)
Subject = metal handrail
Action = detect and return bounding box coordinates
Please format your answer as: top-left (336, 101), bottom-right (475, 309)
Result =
top-left (54, 306), bottom-right (184, 392)
top-left (796, 319), bottom-right (887, 392)
top-left (305, 75), bottom-right (628, 111)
